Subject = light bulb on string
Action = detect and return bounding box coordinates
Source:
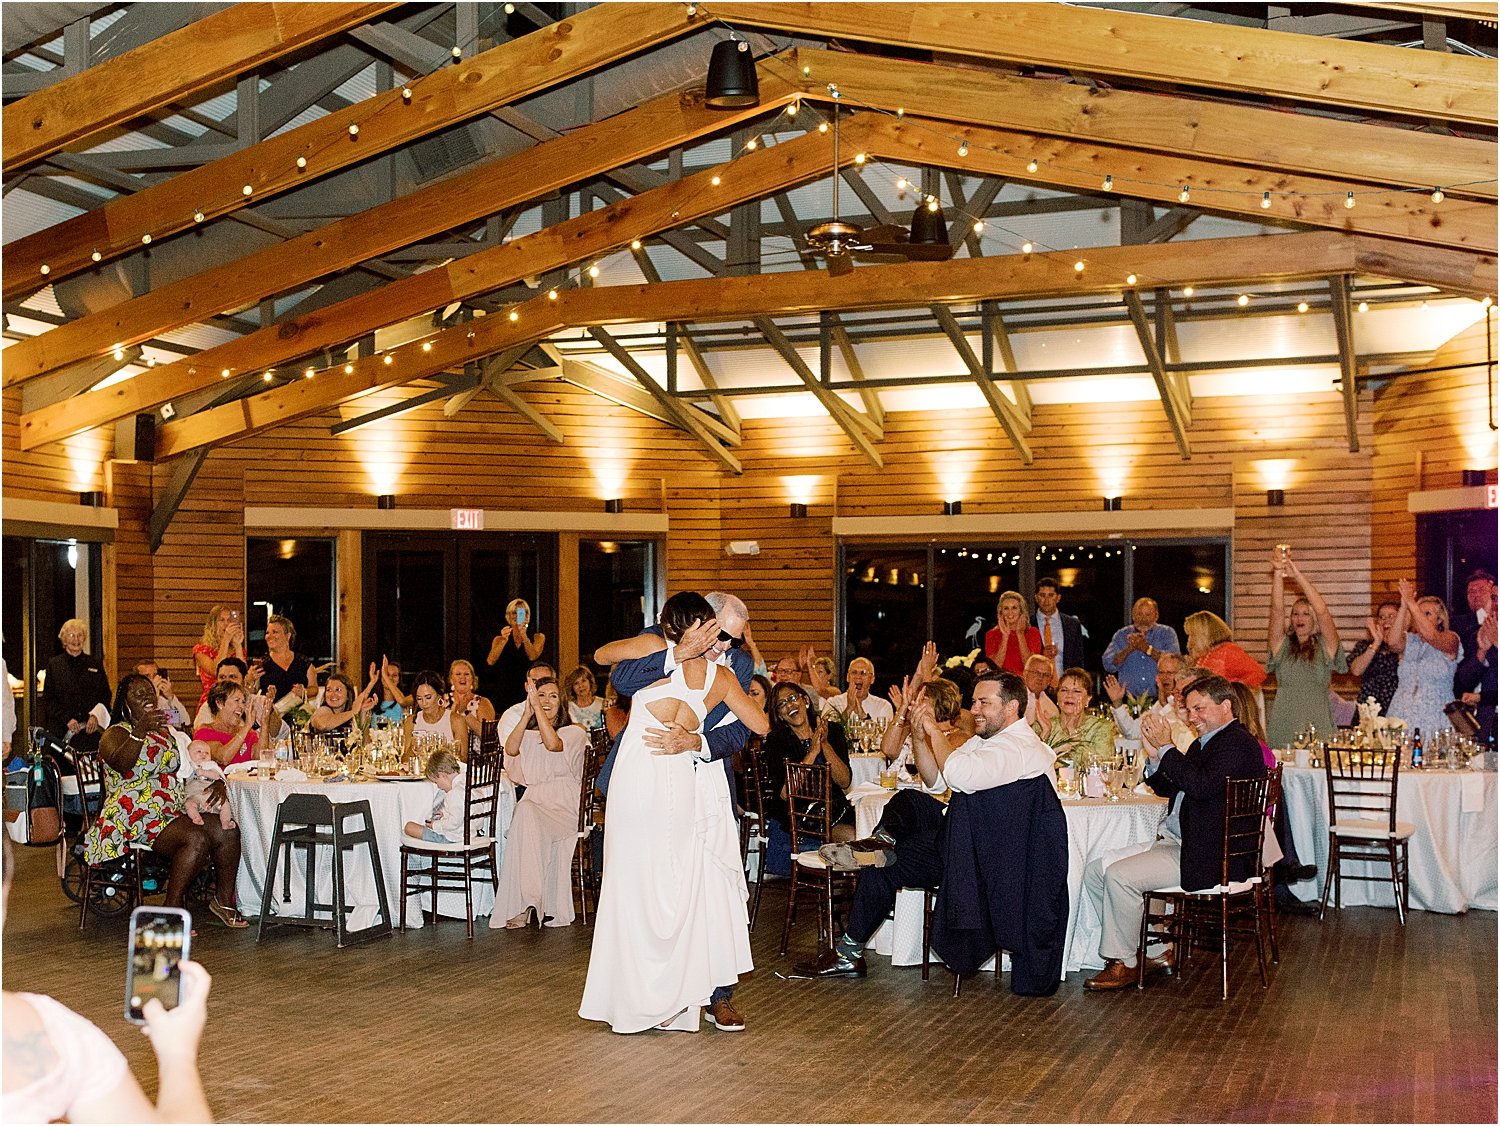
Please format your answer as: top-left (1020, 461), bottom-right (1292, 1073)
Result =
top-left (1073, 259), bottom-right (1084, 273)
top-left (221, 368), bottom-right (232, 378)
top-left (243, 184), bottom-right (253, 196)
top-left (785, 100), bottom-right (799, 117)
top-left (1182, 286), bottom-right (1195, 297)
top-left (895, 177), bottom-right (908, 191)
top-left (401, 87), bottom-right (412, 101)
top-left (1297, 301), bottom-right (1309, 313)
top-left (817, 122), bottom-right (828, 133)
top-left (854, 152), bottom-right (866, 165)
top-left (1431, 187), bottom-right (1445, 203)
top-left (1102, 174), bottom-right (1113, 191)
top-left (958, 140), bottom-right (968, 157)
top-left (745, 138), bottom-right (757, 150)
top-left (1026, 158), bottom-right (1038, 173)
top-left (304, 368), bottom-right (315, 379)
top-left (1126, 273), bottom-right (1137, 285)
top-left (112, 347), bottom-right (124, 361)
top-left (344, 364), bottom-right (354, 374)
top-left (1021, 242), bottom-right (1033, 254)
top-left (973, 220), bottom-right (985, 233)
top-left (348, 122), bottom-right (359, 137)
top-left (710, 174), bottom-right (721, 186)
top-left (451, 46), bottom-right (462, 59)
top-left (1237, 293), bottom-right (1250, 307)
top-left (383, 355), bottom-right (393, 366)
top-left (548, 289), bottom-right (559, 300)
top-left (926, 197), bottom-right (939, 213)
top-left (39, 263), bottom-right (50, 275)
top-left (1178, 185), bottom-right (1191, 203)
top-left (421, 341), bottom-right (433, 352)
top-left (193, 209), bottom-right (205, 223)
top-left (1358, 301), bottom-right (1370, 313)
top-left (508, 309), bottom-right (520, 322)
top-left (296, 155), bottom-right (307, 169)
top-left (1261, 191), bottom-right (1272, 209)
top-left (588, 264), bottom-right (601, 278)
top-left (1344, 191), bottom-right (1355, 209)
top-left (630, 239), bottom-right (642, 250)
top-left (141, 233), bottom-right (152, 245)
top-left (263, 371), bottom-right (274, 382)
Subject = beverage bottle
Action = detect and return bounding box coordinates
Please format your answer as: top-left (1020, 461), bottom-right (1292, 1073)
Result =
top-left (1410, 727), bottom-right (1424, 769)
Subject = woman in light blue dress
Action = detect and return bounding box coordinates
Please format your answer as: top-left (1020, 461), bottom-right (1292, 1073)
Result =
top-left (1387, 579), bottom-right (1461, 735)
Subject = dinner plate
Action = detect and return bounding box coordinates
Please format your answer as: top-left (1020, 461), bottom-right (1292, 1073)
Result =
top-left (375, 773), bottom-right (422, 781)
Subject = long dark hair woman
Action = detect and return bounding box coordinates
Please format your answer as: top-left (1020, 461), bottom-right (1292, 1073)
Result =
top-left (86, 674), bottom-right (246, 927)
top-left (763, 680), bottom-right (853, 844)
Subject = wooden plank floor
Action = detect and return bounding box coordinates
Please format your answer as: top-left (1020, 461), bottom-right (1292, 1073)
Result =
top-left (4, 844), bottom-right (1495, 1123)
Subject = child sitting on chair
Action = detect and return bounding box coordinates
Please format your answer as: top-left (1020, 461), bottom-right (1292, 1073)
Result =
top-left (403, 749), bottom-right (466, 843)
top-left (183, 739), bottom-right (235, 830)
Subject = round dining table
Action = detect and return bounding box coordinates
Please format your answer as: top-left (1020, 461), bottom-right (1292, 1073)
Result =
top-left (228, 773), bottom-right (515, 931)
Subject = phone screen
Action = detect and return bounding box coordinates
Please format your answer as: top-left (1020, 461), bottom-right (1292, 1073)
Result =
top-left (516, 609), bottom-right (528, 626)
top-left (124, 907), bottom-right (190, 1024)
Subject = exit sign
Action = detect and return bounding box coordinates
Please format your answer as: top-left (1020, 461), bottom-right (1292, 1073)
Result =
top-left (451, 508), bottom-right (485, 530)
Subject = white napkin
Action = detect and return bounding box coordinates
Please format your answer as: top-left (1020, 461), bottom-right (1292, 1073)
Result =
top-left (89, 703), bottom-right (111, 728)
top-left (1133, 781), bottom-right (1153, 797)
top-left (276, 767), bottom-right (308, 782)
top-left (845, 781), bottom-right (890, 802)
top-left (223, 761), bottom-right (255, 776)
top-left (1459, 772), bottom-right (1486, 814)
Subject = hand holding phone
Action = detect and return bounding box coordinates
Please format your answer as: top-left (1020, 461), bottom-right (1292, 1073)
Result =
top-left (125, 906), bottom-right (191, 1025)
top-left (515, 607), bottom-right (528, 626)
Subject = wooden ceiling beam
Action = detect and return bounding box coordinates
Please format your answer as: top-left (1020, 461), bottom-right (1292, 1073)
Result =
top-left (2, 2), bottom-right (704, 301)
top-left (754, 316), bottom-right (884, 466)
top-left (1124, 291), bottom-right (1192, 459)
top-left (1327, 275), bottom-right (1363, 453)
top-left (931, 305), bottom-right (1033, 464)
top-left (152, 230), bottom-right (1481, 458)
top-left (2, 3), bottom-right (401, 170)
top-left (726, 2), bottom-right (1496, 124)
top-left (869, 117), bottom-right (1496, 255)
top-left (1364, 3), bottom-right (1497, 21)
top-left (790, 49), bottom-right (1496, 202)
top-left (5, 62), bottom-right (801, 387)
top-left (19, 110), bottom-right (851, 451)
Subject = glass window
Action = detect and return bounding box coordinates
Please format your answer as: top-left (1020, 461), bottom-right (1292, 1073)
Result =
top-left (930, 546), bottom-right (1023, 663)
top-left (1131, 541), bottom-right (1230, 649)
top-left (1031, 541), bottom-right (1130, 671)
top-left (578, 540), bottom-right (657, 683)
top-left (246, 538), bottom-right (336, 667)
top-left (843, 548), bottom-right (928, 694)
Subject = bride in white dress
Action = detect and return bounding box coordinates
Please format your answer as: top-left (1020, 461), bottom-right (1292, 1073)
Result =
top-left (579, 593), bottom-right (770, 1033)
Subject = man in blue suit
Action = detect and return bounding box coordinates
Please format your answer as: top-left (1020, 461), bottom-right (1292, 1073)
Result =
top-left (598, 590), bottom-right (756, 1031)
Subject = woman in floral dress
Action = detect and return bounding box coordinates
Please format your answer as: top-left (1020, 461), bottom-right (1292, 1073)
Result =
top-left (85, 675), bottom-right (246, 927)
top-left (1034, 667), bottom-right (1117, 772)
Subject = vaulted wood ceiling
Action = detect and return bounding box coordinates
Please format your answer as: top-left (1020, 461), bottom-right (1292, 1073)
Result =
top-left (3, 1), bottom-right (1496, 505)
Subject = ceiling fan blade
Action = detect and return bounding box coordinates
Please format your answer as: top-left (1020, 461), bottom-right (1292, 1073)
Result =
top-left (825, 250), bottom-right (855, 277)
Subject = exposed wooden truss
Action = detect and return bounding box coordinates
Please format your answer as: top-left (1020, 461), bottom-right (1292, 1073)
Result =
top-left (1328, 274), bottom-right (1364, 453)
top-left (3, 4), bottom-right (402, 169)
top-left (721, 1), bottom-right (1497, 124)
top-left (149, 231), bottom-right (1496, 460)
top-left (1124, 291), bottom-right (1193, 459)
top-left (18, 114), bottom-right (859, 448)
top-left (788, 48), bottom-right (1497, 201)
top-left (3, 2), bottom-right (703, 300)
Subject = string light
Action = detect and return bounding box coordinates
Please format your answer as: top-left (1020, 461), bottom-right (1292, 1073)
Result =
top-left (896, 107), bottom-right (904, 120)
top-left (957, 140), bottom-right (968, 157)
top-left (1261, 191), bottom-right (1272, 209)
top-left (263, 371), bottom-right (274, 382)
top-left (221, 368), bottom-right (231, 378)
top-left (686, 2), bottom-right (697, 14)
top-left (817, 122), bottom-right (829, 133)
top-left (112, 347), bottom-right (125, 361)
top-left (1182, 286), bottom-right (1195, 297)
top-left (193, 209), bottom-right (205, 223)
top-left (854, 152), bottom-right (867, 165)
top-left (348, 122), bottom-right (360, 137)
top-left (242, 184), bottom-right (253, 196)
top-left (39, 264), bottom-right (49, 275)
top-left (421, 341), bottom-right (433, 352)
top-left (1344, 191), bottom-right (1355, 209)
top-left (1102, 174), bottom-right (1113, 191)
top-left (296, 155), bottom-right (307, 169)
top-left (972, 220), bottom-right (985, 233)
top-left (304, 368), bottom-right (315, 379)
top-left (1484, 296), bottom-right (1494, 308)
top-left (1074, 259), bottom-right (1085, 273)
top-left (451, 46), bottom-right (462, 58)
top-left (146, 356), bottom-right (156, 367)
top-left (548, 288), bottom-right (558, 300)
top-left (1126, 273), bottom-right (1137, 285)
top-left (383, 354), bottom-right (393, 365)
top-left (91, 248), bottom-right (103, 262)
top-left (802, 64), bottom-right (811, 77)
top-left (1237, 293), bottom-right (1250, 306)
top-left (1178, 185), bottom-right (1191, 203)
top-left (1026, 158), bottom-right (1038, 173)
top-left (141, 233), bottom-right (151, 244)
top-left (926, 197), bottom-right (939, 213)
top-left (630, 239), bottom-right (642, 250)
top-left (1021, 242), bottom-right (1033, 254)
top-left (402, 87), bottom-right (412, 101)
top-left (588, 264), bottom-right (601, 278)
top-left (710, 174), bottom-right (721, 186)
top-left (745, 138), bottom-right (758, 150)
top-left (344, 363), bottom-right (354, 374)
top-left (504, 2), bottom-right (515, 11)
top-left (1297, 301), bottom-right (1309, 313)
top-left (1431, 187), bottom-right (1445, 203)
top-left (508, 309), bottom-right (520, 322)
top-left (1358, 301), bottom-right (1370, 313)
top-left (895, 177), bottom-right (908, 190)
top-left (785, 100), bottom-right (799, 117)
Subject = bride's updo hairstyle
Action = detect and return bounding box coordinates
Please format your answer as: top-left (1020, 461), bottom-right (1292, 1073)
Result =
top-left (658, 591), bottom-right (715, 642)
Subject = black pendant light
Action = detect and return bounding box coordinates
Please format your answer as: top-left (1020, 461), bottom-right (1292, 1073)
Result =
top-left (910, 198), bottom-right (948, 246)
top-left (705, 38), bottom-right (759, 108)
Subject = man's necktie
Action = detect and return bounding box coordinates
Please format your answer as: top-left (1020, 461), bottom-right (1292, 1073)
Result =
top-left (1043, 616), bottom-right (1054, 649)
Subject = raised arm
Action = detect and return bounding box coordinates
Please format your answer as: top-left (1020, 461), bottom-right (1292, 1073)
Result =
top-left (1388, 582), bottom-right (1413, 655)
top-left (1268, 550), bottom-right (1288, 655)
top-left (595, 633), bottom-right (669, 666)
top-left (711, 663), bottom-right (770, 736)
top-left (1288, 558), bottom-right (1341, 659)
top-left (528, 680), bottom-right (563, 752)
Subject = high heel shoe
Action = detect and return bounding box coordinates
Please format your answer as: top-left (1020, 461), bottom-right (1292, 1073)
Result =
top-left (504, 906), bottom-right (538, 930)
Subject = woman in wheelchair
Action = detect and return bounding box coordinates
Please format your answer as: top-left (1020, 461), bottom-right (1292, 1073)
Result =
top-left (85, 675), bottom-right (246, 928)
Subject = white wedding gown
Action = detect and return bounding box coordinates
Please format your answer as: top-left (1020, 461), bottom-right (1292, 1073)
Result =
top-left (578, 661), bottom-right (753, 1033)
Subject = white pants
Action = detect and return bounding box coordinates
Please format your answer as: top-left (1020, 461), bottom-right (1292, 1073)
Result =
top-left (1082, 839), bottom-right (1182, 966)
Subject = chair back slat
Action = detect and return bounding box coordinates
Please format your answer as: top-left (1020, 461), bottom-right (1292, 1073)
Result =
top-left (462, 746), bottom-right (503, 843)
top-left (738, 737), bottom-right (768, 823)
top-left (1322, 746), bottom-right (1400, 831)
top-left (72, 752), bottom-right (107, 834)
top-left (578, 747), bottom-right (605, 836)
top-left (1222, 775), bottom-right (1270, 885)
top-left (783, 761), bottom-right (831, 853)
top-left (478, 720), bottom-right (499, 756)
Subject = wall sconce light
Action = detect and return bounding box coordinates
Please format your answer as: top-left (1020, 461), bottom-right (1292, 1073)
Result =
top-left (789, 502), bottom-right (808, 519)
top-left (1102, 496), bottom-right (1122, 512)
top-left (604, 498), bottom-right (624, 514)
top-left (1462, 469), bottom-right (1488, 487)
top-left (942, 500), bottom-right (963, 516)
top-left (377, 494), bottom-right (396, 510)
top-left (1266, 489), bottom-right (1286, 507)
top-left (78, 490), bottom-right (104, 507)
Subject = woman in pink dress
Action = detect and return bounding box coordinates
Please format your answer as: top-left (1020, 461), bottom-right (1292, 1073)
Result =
top-left (192, 682), bottom-right (258, 765)
top-left (191, 604), bottom-right (245, 708)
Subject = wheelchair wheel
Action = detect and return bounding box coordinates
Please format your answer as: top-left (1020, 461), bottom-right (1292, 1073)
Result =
top-left (59, 841), bottom-right (88, 904)
top-left (84, 861), bottom-right (136, 918)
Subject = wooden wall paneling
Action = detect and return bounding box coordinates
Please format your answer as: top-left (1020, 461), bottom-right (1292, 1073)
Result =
top-left (723, 2), bottom-right (1498, 124)
top-left (104, 460), bottom-right (156, 685)
top-left (2, 4), bottom-right (401, 169)
top-left (1371, 318), bottom-right (1499, 591)
top-left (336, 529), bottom-right (362, 677)
top-left (557, 532), bottom-right (580, 678)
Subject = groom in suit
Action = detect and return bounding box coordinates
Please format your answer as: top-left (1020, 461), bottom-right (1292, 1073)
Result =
top-left (600, 590), bottom-right (757, 1031)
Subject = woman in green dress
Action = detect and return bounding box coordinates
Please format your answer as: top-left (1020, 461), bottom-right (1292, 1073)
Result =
top-left (1266, 549), bottom-right (1347, 747)
top-left (1034, 667), bottom-right (1116, 772)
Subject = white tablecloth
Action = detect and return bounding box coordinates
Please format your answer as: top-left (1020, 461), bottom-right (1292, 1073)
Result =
top-left (229, 776), bottom-right (514, 931)
top-left (848, 754), bottom-right (885, 788)
top-left (847, 786), bottom-right (1167, 973)
top-left (1280, 765), bottom-right (1497, 914)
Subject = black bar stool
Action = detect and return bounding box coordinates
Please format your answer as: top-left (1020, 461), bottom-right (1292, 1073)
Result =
top-left (256, 792), bottom-right (392, 948)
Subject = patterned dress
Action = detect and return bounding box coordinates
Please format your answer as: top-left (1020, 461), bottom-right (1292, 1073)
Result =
top-left (84, 729), bottom-right (183, 864)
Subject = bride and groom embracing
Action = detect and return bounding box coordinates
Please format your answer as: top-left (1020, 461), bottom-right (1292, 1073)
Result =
top-left (578, 591), bottom-right (769, 1034)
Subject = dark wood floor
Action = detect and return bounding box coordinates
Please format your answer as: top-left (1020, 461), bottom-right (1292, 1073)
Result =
top-left (4, 843), bottom-right (1495, 1124)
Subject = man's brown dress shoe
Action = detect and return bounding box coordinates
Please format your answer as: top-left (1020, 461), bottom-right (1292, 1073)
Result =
top-left (1083, 959), bottom-right (1137, 991)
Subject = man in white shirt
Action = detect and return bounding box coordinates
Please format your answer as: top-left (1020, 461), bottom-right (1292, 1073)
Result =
top-left (1104, 653), bottom-right (1195, 751)
top-left (826, 658), bottom-right (894, 723)
top-left (494, 662), bottom-right (556, 745)
top-left (791, 671), bottom-right (1055, 979)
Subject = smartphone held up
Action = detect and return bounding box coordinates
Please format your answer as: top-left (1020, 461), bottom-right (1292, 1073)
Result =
top-left (124, 906), bottom-right (191, 1024)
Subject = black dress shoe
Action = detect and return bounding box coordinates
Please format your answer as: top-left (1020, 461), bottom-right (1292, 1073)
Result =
top-left (790, 948), bottom-right (867, 979)
top-left (1275, 893), bottom-right (1319, 916)
top-left (1287, 863), bottom-right (1319, 883)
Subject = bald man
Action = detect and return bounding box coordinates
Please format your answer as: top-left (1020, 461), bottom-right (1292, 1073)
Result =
top-left (826, 658), bottom-right (894, 723)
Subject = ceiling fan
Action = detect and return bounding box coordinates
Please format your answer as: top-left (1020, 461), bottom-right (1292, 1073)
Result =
top-left (804, 107), bottom-right (954, 277)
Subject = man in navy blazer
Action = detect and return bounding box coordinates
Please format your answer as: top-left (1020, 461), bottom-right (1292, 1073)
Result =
top-left (1081, 673), bottom-right (1266, 991)
top-left (598, 590), bottom-right (756, 1030)
top-left (1034, 577), bottom-right (1085, 680)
